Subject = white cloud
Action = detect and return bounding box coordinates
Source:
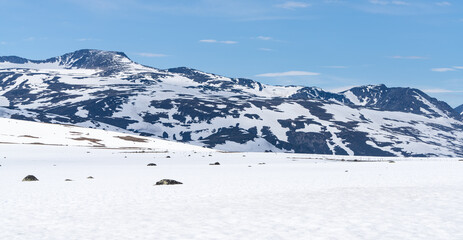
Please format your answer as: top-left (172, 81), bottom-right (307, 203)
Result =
top-left (24, 37), bottom-right (36, 41)
top-left (391, 1), bottom-right (409, 5)
top-left (390, 55), bottom-right (428, 60)
top-left (258, 48), bottom-right (274, 51)
top-left (423, 88), bottom-right (463, 93)
top-left (221, 40), bottom-right (238, 44)
top-left (436, 1), bottom-right (451, 6)
top-left (431, 68), bottom-right (457, 72)
top-left (276, 1), bottom-right (311, 9)
top-left (256, 71), bottom-right (320, 77)
top-left (136, 53), bottom-right (168, 57)
top-left (199, 39), bottom-right (237, 44)
top-left (431, 66), bottom-right (463, 72)
top-left (199, 39), bottom-right (217, 43)
top-left (23, 37), bottom-right (47, 42)
top-left (256, 36), bottom-right (272, 41)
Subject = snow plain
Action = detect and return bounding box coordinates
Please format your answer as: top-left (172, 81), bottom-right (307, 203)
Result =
top-left (1, 119), bottom-right (463, 239)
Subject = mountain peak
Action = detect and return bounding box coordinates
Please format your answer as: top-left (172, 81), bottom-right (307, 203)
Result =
top-left (0, 49), bottom-right (133, 72)
top-left (50, 49), bottom-right (132, 70)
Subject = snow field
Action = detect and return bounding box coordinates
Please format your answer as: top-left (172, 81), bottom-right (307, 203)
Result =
top-left (1, 145), bottom-right (463, 239)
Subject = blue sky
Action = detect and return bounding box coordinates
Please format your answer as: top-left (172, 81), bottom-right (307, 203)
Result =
top-left (0, 0), bottom-right (462, 106)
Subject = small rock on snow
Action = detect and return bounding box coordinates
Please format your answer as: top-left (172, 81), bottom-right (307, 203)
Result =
top-left (22, 175), bottom-right (39, 181)
top-left (155, 179), bottom-right (183, 185)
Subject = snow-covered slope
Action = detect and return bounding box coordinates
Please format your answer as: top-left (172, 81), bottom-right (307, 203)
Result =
top-left (1, 49), bottom-right (463, 157)
top-left (0, 117), bottom-right (210, 152)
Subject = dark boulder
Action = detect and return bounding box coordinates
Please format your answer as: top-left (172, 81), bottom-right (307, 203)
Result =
top-left (155, 179), bottom-right (183, 185)
top-left (147, 163), bottom-right (157, 166)
top-left (22, 175), bottom-right (39, 181)
top-left (209, 162), bottom-right (220, 165)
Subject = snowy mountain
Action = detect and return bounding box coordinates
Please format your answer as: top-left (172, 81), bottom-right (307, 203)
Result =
top-left (1, 49), bottom-right (463, 157)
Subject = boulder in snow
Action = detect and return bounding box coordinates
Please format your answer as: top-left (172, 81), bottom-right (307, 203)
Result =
top-left (22, 175), bottom-right (39, 181)
top-left (155, 179), bottom-right (183, 185)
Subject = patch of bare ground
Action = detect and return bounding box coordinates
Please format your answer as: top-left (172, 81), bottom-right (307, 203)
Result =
top-left (115, 136), bottom-right (148, 143)
top-left (29, 143), bottom-right (63, 146)
top-left (19, 135), bottom-right (39, 139)
top-left (72, 137), bottom-right (105, 147)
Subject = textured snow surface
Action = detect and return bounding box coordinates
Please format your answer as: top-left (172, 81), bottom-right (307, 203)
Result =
top-left (1, 141), bottom-right (463, 239)
top-left (0, 117), bottom-right (210, 152)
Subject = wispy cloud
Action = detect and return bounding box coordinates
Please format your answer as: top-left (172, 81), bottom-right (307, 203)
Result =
top-left (221, 40), bottom-right (238, 44)
top-left (276, 1), bottom-right (311, 9)
top-left (258, 48), bottom-right (274, 51)
top-left (76, 38), bottom-right (101, 42)
top-left (390, 55), bottom-right (428, 60)
top-left (431, 66), bottom-right (463, 72)
top-left (435, 1), bottom-right (451, 6)
top-left (357, 1), bottom-right (450, 15)
top-left (0, 41), bottom-right (6, 45)
top-left (199, 39), bottom-right (238, 44)
top-left (423, 88), bottom-right (463, 93)
top-left (24, 37), bottom-right (36, 41)
top-left (256, 36), bottom-right (272, 41)
top-left (253, 36), bottom-right (283, 42)
top-left (136, 53), bottom-right (168, 57)
top-left (431, 67), bottom-right (457, 72)
top-left (23, 37), bottom-right (49, 42)
top-left (256, 71), bottom-right (320, 77)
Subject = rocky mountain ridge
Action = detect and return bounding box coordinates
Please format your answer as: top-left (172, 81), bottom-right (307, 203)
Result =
top-left (1, 49), bottom-right (462, 157)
